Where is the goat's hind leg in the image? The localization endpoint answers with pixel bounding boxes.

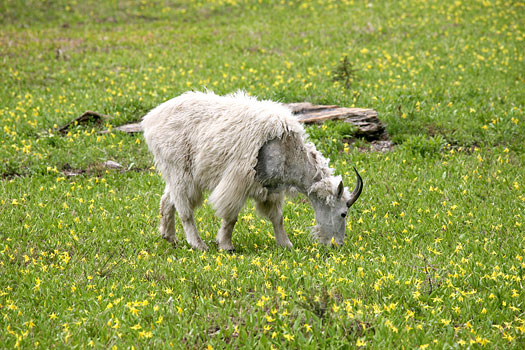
[172,191,208,251]
[159,188,177,243]
[179,211,208,251]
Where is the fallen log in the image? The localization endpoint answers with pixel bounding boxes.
[286,102,386,141]
[58,111,109,134]
[109,123,143,134]
[105,102,386,141]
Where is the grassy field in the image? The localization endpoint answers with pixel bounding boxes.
[1,0,524,348]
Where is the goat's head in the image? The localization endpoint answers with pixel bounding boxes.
[309,168,363,246]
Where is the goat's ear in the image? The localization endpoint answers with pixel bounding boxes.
[337,180,344,199]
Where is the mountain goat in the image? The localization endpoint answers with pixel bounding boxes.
[142,91,362,251]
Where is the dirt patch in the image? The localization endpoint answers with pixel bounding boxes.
[358,140,395,153]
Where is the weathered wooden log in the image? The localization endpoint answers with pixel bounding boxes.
[105,102,386,141]
[110,123,143,134]
[285,102,386,141]
[58,111,109,134]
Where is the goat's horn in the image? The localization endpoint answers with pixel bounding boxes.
[347,167,363,208]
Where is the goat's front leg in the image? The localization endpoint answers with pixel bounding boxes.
[256,194,293,249]
[216,217,237,252]
[271,214,293,248]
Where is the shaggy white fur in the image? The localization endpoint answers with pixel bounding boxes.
[142,91,303,219]
[142,90,361,250]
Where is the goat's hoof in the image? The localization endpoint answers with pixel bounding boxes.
[218,245,236,254]
[190,242,209,251]
[217,240,235,253]
[277,241,293,249]
[162,234,177,243]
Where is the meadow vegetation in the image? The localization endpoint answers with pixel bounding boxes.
[1,0,523,348]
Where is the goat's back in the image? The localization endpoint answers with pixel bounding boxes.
[141,91,304,217]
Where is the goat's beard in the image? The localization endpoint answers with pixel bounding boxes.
[310,225,332,245]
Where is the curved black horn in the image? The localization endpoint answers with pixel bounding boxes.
[346,167,363,208]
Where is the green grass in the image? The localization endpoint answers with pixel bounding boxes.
[1,0,524,349]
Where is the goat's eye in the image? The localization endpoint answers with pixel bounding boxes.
[341,213,346,218]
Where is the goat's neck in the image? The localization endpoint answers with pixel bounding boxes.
[257,135,329,201]
[285,147,324,197]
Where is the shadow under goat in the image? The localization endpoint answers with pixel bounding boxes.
[141,91,363,251]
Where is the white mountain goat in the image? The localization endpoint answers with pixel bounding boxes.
[141,91,363,251]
